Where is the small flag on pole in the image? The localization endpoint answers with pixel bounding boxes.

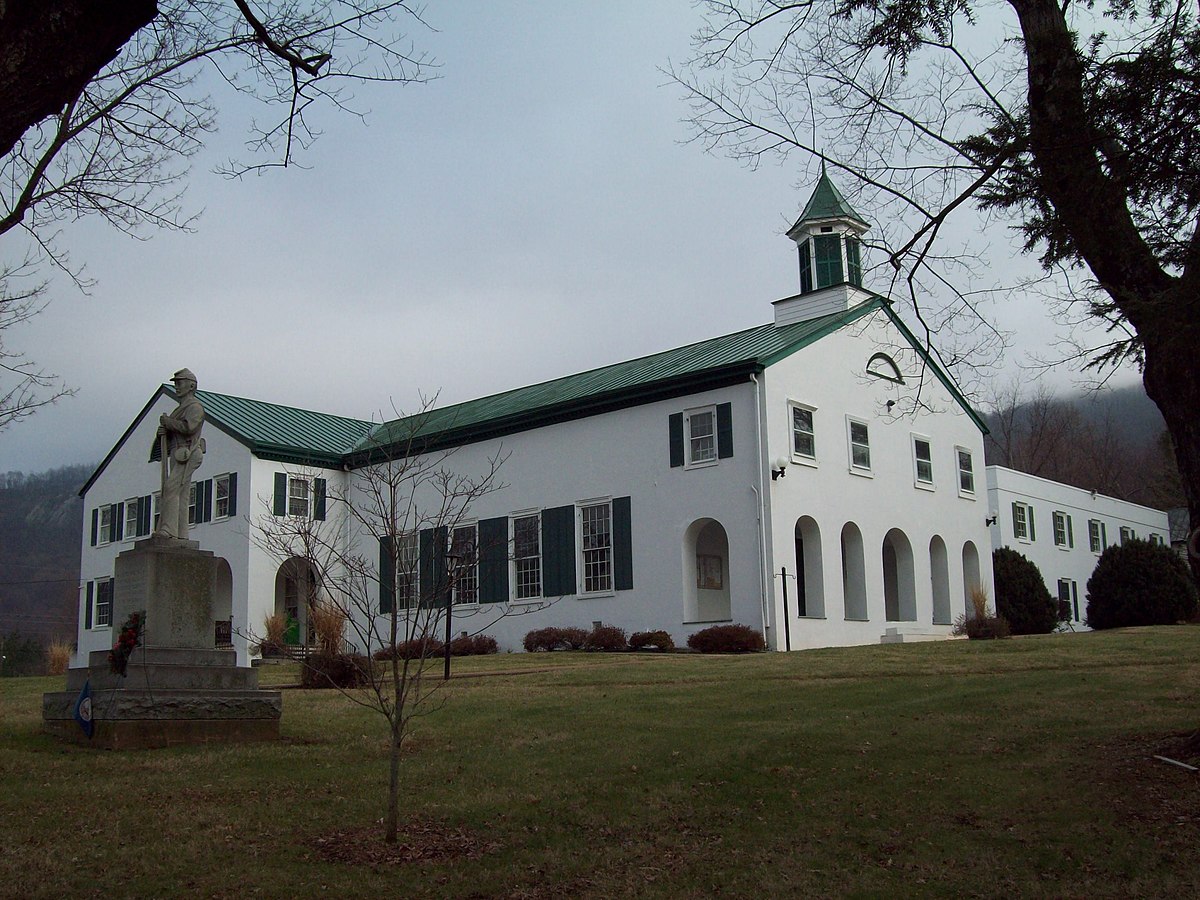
[73,679,94,739]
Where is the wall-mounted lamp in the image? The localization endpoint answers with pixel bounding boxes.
[985,515,998,527]
[771,455,789,481]
[886,399,896,411]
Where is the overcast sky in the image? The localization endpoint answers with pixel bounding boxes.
[0,1,1141,476]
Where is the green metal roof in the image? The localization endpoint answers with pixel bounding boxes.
[190,389,374,466]
[353,298,885,460]
[80,294,985,495]
[789,165,870,233]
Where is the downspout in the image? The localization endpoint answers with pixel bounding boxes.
[749,373,772,647]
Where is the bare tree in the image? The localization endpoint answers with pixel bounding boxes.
[675,0,1200,579]
[253,400,556,844]
[0,261,73,432]
[0,2,433,428]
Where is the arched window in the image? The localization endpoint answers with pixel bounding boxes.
[866,352,904,384]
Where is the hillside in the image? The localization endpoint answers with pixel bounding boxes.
[0,465,91,644]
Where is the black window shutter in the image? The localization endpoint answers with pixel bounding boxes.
[313,478,327,521]
[113,503,123,541]
[478,516,509,603]
[1028,506,1036,541]
[668,413,684,468]
[1066,516,1074,548]
[202,479,213,523]
[716,402,734,459]
[227,472,238,518]
[541,505,577,597]
[379,536,394,614]
[419,526,449,608]
[273,472,287,516]
[613,496,633,591]
[91,508,98,546]
[85,582,93,629]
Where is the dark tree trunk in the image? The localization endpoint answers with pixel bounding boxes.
[1011,0,1200,581]
[0,1,158,158]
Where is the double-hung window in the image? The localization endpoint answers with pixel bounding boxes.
[188,482,199,525]
[450,524,478,605]
[912,436,933,487]
[513,513,542,600]
[1120,526,1135,544]
[1149,533,1165,547]
[956,448,975,495]
[396,532,419,609]
[95,579,113,627]
[124,500,139,541]
[1052,511,1074,548]
[98,505,114,544]
[215,474,232,519]
[288,478,310,517]
[686,407,717,466]
[847,418,871,473]
[1012,502,1034,541]
[791,404,816,461]
[1088,519,1106,552]
[581,501,613,594]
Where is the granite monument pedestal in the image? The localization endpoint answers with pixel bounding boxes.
[43,537,282,749]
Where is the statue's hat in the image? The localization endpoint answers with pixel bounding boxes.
[171,367,197,383]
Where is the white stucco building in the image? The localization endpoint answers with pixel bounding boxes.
[75,174,999,664]
[985,465,1171,625]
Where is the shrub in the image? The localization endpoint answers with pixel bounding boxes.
[46,640,73,676]
[373,636,445,660]
[449,634,499,656]
[257,613,289,657]
[301,653,371,688]
[952,585,1011,640]
[993,547,1058,635]
[584,624,628,652]
[308,600,347,656]
[523,627,565,652]
[629,630,675,651]
[686,624,765,653]
[1086,538,1199,629]
[559,627,589,650]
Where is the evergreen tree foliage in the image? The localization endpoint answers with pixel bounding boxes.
[1086,539,1198,629]
[993,547,1058,635]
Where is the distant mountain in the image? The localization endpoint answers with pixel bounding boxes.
[982,381,1182,509]
[0,465,92,644]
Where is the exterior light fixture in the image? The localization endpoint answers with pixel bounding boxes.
[985,515,998,526]
[771,456,789,481]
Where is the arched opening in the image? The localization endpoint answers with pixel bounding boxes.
[962,541,981,618]
[275,557,320,647]
[882,528,916,621]
[683,518,731,623]
[840,522,867,621]
[794,516,824,617]
[214,558,234,648]
[929,535,951,625]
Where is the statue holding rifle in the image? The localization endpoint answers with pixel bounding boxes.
[150,368,205,540]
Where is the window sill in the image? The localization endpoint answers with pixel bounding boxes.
[790,456,818,469]
[844,617,871,623]
[683,459,719,471]
[914,481,935,492]
[578,591,615,600]
[958,490,976,500]
[796,614,826,620]
[848,467,874,479]
[683,618,733,626]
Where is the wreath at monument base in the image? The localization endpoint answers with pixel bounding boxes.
[109,611,145,677]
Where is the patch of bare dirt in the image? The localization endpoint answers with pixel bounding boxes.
[308,818,501,868]
[1092,731,1200,834]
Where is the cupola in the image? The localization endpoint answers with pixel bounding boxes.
[774,164,873,326]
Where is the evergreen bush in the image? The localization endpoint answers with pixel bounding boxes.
[1086,538,1198,629]
[993,547,1058,635]
[584,624,628,652]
